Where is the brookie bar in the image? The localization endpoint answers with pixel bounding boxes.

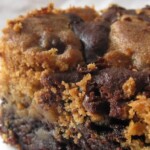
[0,4,150,150]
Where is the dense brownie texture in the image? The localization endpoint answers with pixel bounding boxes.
[0,4,150,150]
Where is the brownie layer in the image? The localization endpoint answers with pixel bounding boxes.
[1,101,128,150]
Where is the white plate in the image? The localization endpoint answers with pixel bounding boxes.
[0,0,150,149]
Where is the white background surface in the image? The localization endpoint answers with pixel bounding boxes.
[0,0,150,149]
[1,0,150,31]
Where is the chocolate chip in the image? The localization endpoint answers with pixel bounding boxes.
[66,13,110,63]
[73,21,110,62]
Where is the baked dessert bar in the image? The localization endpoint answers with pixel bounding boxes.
[0,4,150,150]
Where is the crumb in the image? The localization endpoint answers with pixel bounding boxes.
[87,63,97,71]
[122,77,136,98]
[13,22,23,32]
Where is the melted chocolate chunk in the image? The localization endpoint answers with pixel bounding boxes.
[73,21,110,62]
[67,13,110,63]
[102,5,126,23]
